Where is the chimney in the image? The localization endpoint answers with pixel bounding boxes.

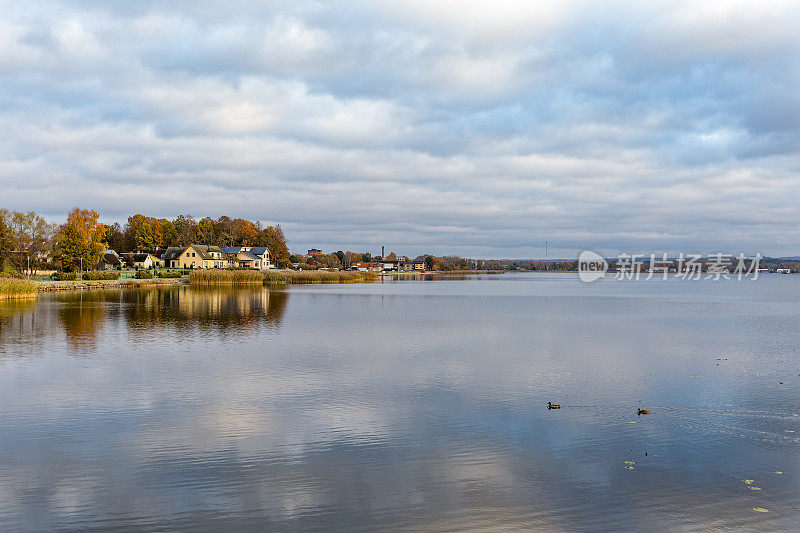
[381,246,385,259]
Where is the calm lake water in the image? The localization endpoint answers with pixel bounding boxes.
[1,273,799,531]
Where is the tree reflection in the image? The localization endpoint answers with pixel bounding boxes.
[58,296,108,353]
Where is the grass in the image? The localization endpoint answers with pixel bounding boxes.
[0,277,38,300]
[189,269,265,285]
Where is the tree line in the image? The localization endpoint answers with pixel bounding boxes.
[288,250,478,271]
[1,208,291,273]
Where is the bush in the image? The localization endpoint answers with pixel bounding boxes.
[135,270,154,279]
[53,272,77,281]
[81,271,120,280]
[157,270,184,278]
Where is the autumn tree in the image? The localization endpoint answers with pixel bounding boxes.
[56,208,106,272]
[232,218,258,245]
[256,224,290,267]
[159,219,177,247]
[172,214,197,246]
[0,209,10,271]
[125,214,165,250]
[0,210,56,274]
[102,223,128,254]
[197,217,215,245]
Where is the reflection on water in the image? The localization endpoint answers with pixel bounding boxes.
[0,276,799,531]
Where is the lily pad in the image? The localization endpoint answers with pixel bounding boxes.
[753,507,769,513]
[749,486,762,491]
[774,471,783,474]
[624,466,634,470]
[743,479,754,484]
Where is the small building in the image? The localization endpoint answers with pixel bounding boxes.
[349,262,384,272]
[163,245,229,269]
[400,260,425,272]
[308,248,323,256]
[135,248,167,261]
[376,259,401,271]
[776,268,792,274]
[221,246,272,270]
[121,252,161,270]
[95,250,122,270]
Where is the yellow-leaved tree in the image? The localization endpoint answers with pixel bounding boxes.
[57,208,106,272]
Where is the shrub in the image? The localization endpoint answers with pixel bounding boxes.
[157,270,184,278]
[53,272,77,281]
[135,270,154,279]
[81,271,120,281]
[0,278,38,300]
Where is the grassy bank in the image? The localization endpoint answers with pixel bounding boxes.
[0,278,39,300]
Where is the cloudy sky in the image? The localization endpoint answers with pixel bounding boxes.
[1,1,799,257]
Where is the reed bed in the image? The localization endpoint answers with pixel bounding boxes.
[189,269,378,286]
[189,270,264,285]
[0,278,38,300]
[432,270,505,275]
[264,270,378,284]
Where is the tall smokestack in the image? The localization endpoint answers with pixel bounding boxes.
[381,246,385,259]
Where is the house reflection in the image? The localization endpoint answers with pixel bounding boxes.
[121,286,289,333]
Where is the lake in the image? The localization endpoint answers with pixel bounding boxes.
[1,273,798,531]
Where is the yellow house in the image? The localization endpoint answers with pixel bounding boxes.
[163,245,229,269]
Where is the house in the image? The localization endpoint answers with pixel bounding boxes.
[221,246,272,270]
[95,250,122,270]
[308,248,322,256]
[349,262,384,272]
[376,259,401,271]
[120,252,160,270]
[135,248,167,261]
[400,260,425,272]
[163,244,229,269]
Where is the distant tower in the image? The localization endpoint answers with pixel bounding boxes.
[382,246,385,259]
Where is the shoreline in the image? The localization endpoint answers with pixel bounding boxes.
[34,278,188,293]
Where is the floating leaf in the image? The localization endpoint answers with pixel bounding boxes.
[628,421,637,424]
[753,507,769,513]
[743,479,754,484]
[786,430,795,433]
[625,466,634,470]
[749,487,762,491]
[774,471,783,475]
[624,461,635,465]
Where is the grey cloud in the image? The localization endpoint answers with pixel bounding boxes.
[1,1,800,257]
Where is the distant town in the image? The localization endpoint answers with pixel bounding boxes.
[2,208,800,279]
